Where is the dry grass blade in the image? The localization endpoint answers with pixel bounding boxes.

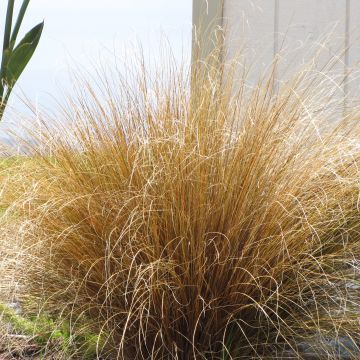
[1,44,360,359]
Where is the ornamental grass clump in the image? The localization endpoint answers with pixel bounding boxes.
[4,51,360,359]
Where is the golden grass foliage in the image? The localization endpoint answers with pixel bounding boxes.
[3,51,360,359]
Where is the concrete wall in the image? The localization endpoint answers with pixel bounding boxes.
[192,0,223,61]
[224,0,360,94]
[193,0,360,97]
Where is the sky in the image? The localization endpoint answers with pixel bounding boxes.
[1,0,192,133]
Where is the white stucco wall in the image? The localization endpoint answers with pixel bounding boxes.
[223,0,360,94]
[193,0,360,97]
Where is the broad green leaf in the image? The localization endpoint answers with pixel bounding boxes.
[13,20,44,51]
[5,21,44,85]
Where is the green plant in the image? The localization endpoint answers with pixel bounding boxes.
[0,0,43,119]
[0,302,105,358]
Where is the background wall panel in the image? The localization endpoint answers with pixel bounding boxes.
[347,0,360,105]
[221,0,355,86]
[223,0,275,85]
[277,0,346,84]
[194,0,360,109]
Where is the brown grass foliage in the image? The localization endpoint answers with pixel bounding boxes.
[3,50,360,359]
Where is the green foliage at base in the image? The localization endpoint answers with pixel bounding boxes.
[0,302,104,358]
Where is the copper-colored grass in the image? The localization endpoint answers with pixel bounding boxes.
[3,50,360,359]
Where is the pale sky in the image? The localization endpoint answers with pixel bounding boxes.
[1,0,192,131]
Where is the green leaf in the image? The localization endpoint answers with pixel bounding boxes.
[5,21,44,85]
[0,0,15,98]
[14,21,44,50]
[10,0,31,49]
[2,48,12,70]
[2,0,15,52]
